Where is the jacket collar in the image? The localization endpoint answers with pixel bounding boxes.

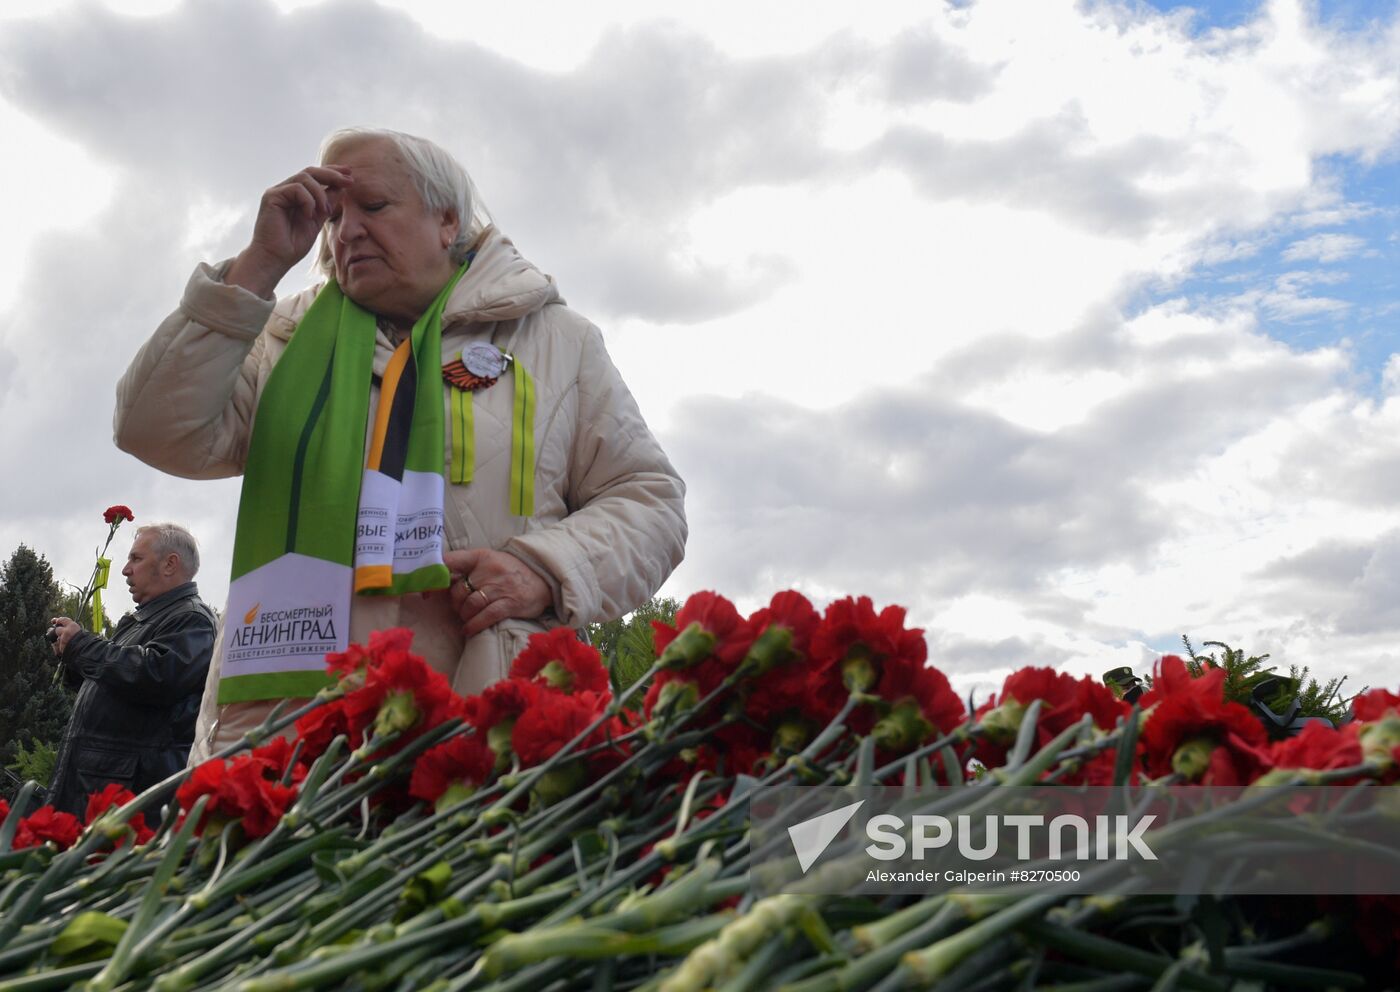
[264,226,561,349]
[134,581,199,620]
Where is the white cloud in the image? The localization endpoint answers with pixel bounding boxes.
[0,0,1398,698]
[1281,232,1367,262]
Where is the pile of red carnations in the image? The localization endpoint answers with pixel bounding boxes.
[2,589,1398,991]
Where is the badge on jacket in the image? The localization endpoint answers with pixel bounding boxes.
[443,342,511,391]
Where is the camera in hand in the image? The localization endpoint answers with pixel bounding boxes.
[45,626,59,644]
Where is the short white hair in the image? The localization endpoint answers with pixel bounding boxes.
[136,523,200,578]
[314,127,493,280]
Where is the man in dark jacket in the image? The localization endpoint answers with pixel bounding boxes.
[46,522,216,816]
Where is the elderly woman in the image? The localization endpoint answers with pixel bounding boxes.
[115,128,687,761]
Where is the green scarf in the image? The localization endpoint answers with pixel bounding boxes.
[217,265,466,704]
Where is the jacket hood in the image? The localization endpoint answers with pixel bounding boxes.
[264,227,561,342]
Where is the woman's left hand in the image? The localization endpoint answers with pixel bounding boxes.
[444,548,552,638]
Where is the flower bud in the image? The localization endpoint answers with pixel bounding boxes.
[374,690,420,737]
[1360,713,1400,770]
[740,626,795,677]
[486,721,516,773]
[873,700,934,753]
[532,761,586,806]
[772,719,812,755]
[536,659,575,693]
[975,698,1027,744]
[434,782,477,815]
[1171,735,1217,781]
[841,650,877,694]
[658,623,718,670]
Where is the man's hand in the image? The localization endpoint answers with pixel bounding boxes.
[48,617,82,656]
[443,549,552,639]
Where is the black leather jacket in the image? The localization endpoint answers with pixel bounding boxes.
[47,582,216,816]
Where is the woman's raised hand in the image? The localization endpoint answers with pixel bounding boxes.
[225,165,353,299]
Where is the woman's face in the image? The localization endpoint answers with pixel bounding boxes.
[325,138,460,325]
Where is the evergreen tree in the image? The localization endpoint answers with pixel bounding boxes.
[586,596,680,701]
[0,545,74,795]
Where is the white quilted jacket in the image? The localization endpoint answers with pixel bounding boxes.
[114,227,687,760]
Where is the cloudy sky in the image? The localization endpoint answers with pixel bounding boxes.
[1,0,1397,700]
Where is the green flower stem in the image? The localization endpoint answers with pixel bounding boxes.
[0,962,105,992]
[39,841,148,914]
[0,934,59,975]
[334,779,500,878]
[277,736,349,828]
[1019,920,1229,992]
[0,783,38,852]
[711,932,800,992]
[1219,957,1364,988]
[309,721,468,825]
[869,724,971,783]
[785,898,980,992]
[898,891,1063,987]
[450,958,572,992]
[851,896,948,953]
[477,909,734,980]
[0,808,158,948]
[1220,919,1330,961]
[235,887,584,992]
[299,841,504,952]
[656,893,814,992]
[532,828,727,928]
[998,700,1047,771]
[80,795,208,992]
[149,886,313,992]
[508,732,703,841]
[1034,977,1149,992]
[190,833,345,914]
[789,693,863,769]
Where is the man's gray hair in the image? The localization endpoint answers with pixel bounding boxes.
[136,523,200,579]
[314,127,493,280]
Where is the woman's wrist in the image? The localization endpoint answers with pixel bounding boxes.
[224,247,289,300]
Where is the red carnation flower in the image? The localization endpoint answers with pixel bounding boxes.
[511,690,611,767]
[248,736,308,786]
[1269,721,1364,775]
[1353,689,1400,723]
[744,591,821,725]
[176,752,298,838]
[409,732,496,808]
[83,783,155,845]
[464,678,542,733]
[326,627,415,685]
[317,629,465,750]
[645,593,755,725]
[874,664,968,758]
[0,798,9,821]
[1139,656,1271,784]
[971,666,1125,770]
[653,591,755,676]
[13,806,83,850]
[510,628,610,695]
[807,597,929,729]
[103,505,134,525]
[294,700,352,763]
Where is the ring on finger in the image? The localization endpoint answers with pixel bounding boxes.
[475,588,489,606]
[462,576,476,593]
